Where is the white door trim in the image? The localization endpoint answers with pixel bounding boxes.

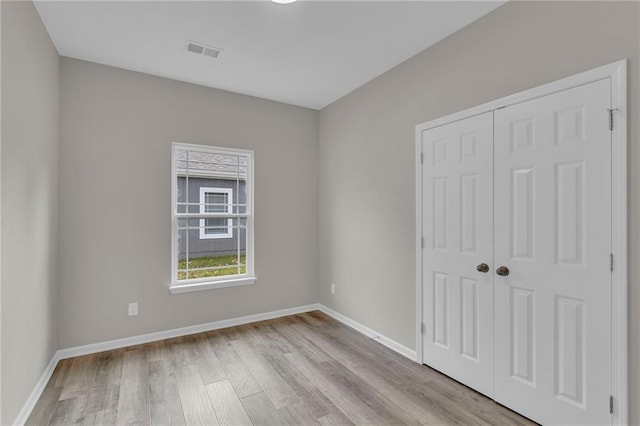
[415,59,627,425]
[0,4,3,423]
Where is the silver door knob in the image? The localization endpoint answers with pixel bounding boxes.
[496,266,510,276]
[476,263,490,273]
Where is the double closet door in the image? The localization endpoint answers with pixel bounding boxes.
[420,79,612,425]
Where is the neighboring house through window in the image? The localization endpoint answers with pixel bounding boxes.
[171,142,255,293]
[200,187,233,239]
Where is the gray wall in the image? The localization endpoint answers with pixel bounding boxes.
[58,58,319,348]
[317,1,640,423]
[1,1,59,424]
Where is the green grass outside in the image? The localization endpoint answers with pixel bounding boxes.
[178,254,246,280]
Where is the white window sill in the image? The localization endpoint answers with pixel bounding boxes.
[169,276,256,294]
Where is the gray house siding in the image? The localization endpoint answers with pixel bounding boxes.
[177,177,247,259]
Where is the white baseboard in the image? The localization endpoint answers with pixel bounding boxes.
[13,353,60,426]
[15,302,416,425]
[57,303,321,360]
[317,305,417,362]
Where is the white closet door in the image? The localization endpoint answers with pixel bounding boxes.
[493,79,612,425]
[421,112,494,397]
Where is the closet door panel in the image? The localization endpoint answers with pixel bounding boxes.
[493,79,612,425]
[421,112,494,397]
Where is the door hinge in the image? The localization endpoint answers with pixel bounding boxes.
[608,108,618,131]
[610,253,614,272]
[610,395,614,414]
[421,237,424,249]
[420,152,424,164]
[421,323,426,334]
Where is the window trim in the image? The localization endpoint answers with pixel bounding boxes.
[199,187,233,240]
[170,142,255,293]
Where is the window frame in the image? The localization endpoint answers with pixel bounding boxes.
[199,187,233,240]
[170,142,255,294]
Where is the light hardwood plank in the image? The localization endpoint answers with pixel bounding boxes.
[279,400,321,425]
[168,336,191,370]
[83,408,117,426]
[262,323,297,354]
[231,338,298,409]
[209,332,263,398]
[49,394,87,426]
[284,351,384,425]
[314,360,419,425]
[299,388,354,425]
[25,381,62,426]
[146,339,171,363]
[259,343,316,395]
[175,365,219,425]
[192,334,227,385]
[59,354,97,400]
[317,412,353,426]
[52,358,74,388]
[241,392,286,425]
[85,351,122,415]
[273,321,332,364]
[149,360,186,426]
[206,380,252,426]
[116,349,150,425]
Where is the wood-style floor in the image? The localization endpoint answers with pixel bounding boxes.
[27,311,534,425]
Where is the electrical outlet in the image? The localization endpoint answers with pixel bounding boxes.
[331,283,336,295]
[128,302,138,316]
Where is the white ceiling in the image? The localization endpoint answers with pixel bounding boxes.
[35,1,503,110]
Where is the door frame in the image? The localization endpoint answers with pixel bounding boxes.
[415,60,628,425]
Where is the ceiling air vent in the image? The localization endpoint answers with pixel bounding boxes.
[203,47,220,58]
[185,40,222,59]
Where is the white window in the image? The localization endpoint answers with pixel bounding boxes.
[199,187,233,239]
[171,143,255,293]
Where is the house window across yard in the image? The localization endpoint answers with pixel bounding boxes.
[199,187,233,239]
[171,143,255,293]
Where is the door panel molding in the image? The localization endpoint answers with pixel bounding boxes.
[415,59,627,425]
[493,79,611,424]
[420,112,494,397]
